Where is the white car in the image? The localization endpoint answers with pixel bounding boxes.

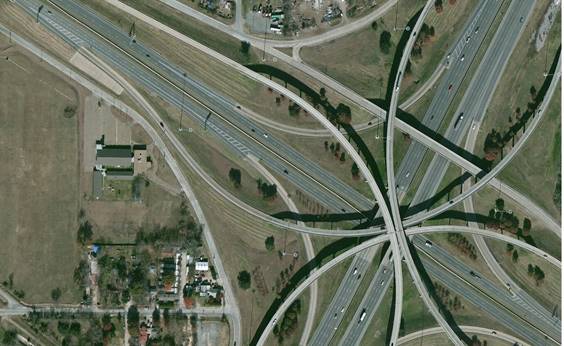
[353,268,358,275]
[263,133,269,138]
[425,240,433,247]
[460,54,465,61]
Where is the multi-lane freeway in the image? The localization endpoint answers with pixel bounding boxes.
[2,1,561,345]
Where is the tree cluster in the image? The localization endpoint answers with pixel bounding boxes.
[288,101,302,117]
[483,129,504,161]
[256,178,278,199]
[273,299,302,343]
[447,233,477,260]
[434,281,464,311]
[411,23,435,59]
[527,264,546,285]
[240,41,251,55]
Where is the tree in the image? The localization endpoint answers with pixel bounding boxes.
[228,168,242,188]
[351,162,360,178]
[329,142,335,153]
[530,85,537,99]
[324,141,329,151]
[527,263,534,276]
[339,152,346,162]
[319,87,326,100]
[51,287,62,302]
[379,31,392,54]
[127,305,140,331]
[505,243,514,253]
[152,308,160,323]
[163,308,171,325]
[434,0,443,12]
[265,236,275,251]
[512,250,519,263]
[336,103,352,124]
[371,21,378,31]
[77,221,93,245]
[237,270,251,289]
[495,198,505,211]
[1,329,17,344]
[240,41,251,55]
[523,217,532,236]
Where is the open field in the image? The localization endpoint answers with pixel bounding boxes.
[0,41,83,304]
[485,238,561,314]
[498,85,561,222]
[400,263,438,336]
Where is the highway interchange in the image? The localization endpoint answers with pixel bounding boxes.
[0,0,561,345]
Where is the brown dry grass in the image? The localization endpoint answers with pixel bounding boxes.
[0,43,82,303]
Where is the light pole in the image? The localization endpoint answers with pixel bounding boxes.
[262,18,268,61]
[179,72,187,131]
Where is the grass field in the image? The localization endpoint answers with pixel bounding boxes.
[476,1,561,221]
[498,85,561,222]
[0,43,82,303]
[473,186,561,259]
[485,238,561,314]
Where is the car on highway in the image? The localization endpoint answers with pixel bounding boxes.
[353,268,358,275]
[273,318,277,325]
[474,26,479,33]
[448,84,453,91]
[460,54,465,61]
[471,122,477,130]
[454,112,464,129]
[263,133,269,138]
[425,240,433,247]
[358,309,367,323]
[465,36,470,43]
[405,171,410,178]
[520,16,524,23]
[470,271,480,279]
[340,306,345,313]
[380,280,385,286]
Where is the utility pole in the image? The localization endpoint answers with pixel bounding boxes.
[179,72,187,131]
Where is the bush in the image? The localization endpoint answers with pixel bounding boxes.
[379,31,392,54]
